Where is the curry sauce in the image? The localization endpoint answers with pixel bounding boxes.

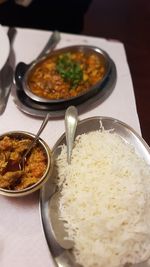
[0,136,47,190]
[27,51,106,100]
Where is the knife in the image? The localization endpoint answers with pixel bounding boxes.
[0,27,16,115]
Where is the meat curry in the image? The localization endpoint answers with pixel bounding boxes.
[27,50,106,100]
[0,135,47,190]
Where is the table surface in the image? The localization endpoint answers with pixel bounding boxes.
[82,0,150,146]
[0,1,150,266]
[0,27,141,267]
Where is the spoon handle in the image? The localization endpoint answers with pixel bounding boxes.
[65,106,78,164]
[36,31,61,60]
[22,112,50,163]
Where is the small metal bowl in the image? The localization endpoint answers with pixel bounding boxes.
[22,45,112,105]
[0,131,53,197]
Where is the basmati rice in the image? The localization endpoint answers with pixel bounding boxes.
[56,129,150,267]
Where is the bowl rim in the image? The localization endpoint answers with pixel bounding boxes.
[0,131,52,197]
[22,45,112,104]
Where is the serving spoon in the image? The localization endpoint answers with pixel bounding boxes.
[65,105,78,164]
[3,113,50,174]
[19,112,50,170]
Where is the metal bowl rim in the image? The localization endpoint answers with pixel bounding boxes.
[51,116,150,154]
[22,45,112,104]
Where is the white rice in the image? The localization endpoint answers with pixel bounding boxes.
[56,129,150,267]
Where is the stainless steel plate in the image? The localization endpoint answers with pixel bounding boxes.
[40,116,150,267]
[13,58,116,118]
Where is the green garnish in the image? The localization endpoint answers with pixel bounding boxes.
[56,53,83,89]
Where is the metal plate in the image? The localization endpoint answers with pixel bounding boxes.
[40,116,150,267]
[13,59,116,118]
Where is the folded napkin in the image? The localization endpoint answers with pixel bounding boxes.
[0,28,141,267]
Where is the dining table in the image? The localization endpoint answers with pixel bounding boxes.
[0,22,147,266]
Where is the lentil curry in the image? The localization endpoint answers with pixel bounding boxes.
[27,50,106,100]
[0,135,47,190]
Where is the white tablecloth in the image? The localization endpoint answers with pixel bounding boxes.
[0,27,141,267]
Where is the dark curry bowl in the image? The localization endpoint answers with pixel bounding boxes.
[19,45,112,108]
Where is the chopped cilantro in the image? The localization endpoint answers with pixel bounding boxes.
[56,53,83,89]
